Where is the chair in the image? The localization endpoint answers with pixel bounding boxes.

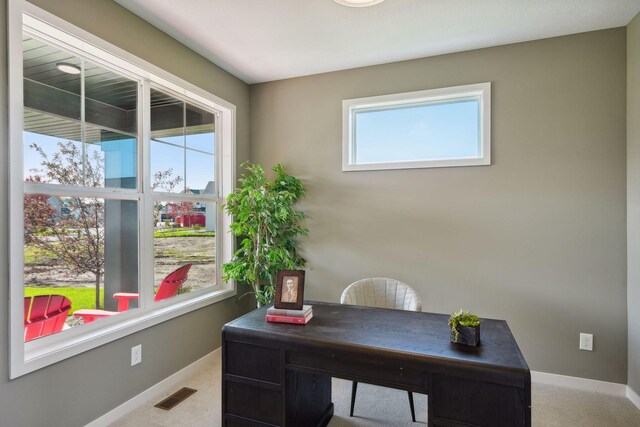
[74,263,192,323]
[24,295,72,341]
[340,277,423,422]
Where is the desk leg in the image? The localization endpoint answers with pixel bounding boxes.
[285,370,333,427]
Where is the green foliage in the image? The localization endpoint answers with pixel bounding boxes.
[222,162,307,306]
[154,227,215,238]
[24,287,104,315]
[448,309,480,342]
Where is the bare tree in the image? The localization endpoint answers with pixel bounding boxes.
[24,141,182,309]
[25,141,105,308]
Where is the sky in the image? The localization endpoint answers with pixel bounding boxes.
[23,131,216,192]
[354,99,481,164]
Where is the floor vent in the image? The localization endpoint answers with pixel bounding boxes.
[154,387,197,411]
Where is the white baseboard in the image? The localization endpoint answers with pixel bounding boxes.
[85,348,219,427]
[531,370,627,396]
[627,385,640,410]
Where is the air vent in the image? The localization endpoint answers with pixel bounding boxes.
[154,387,197,410]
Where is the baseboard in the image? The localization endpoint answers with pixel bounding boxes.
[627,385,640,410]
[85,356,638,426]
[85,348,219,427]
[531,371,627,396]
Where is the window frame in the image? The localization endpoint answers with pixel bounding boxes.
[8,1,237,378]
[342,82,491,172]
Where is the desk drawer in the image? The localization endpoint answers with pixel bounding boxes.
[225,381,281,425]
[287,349,426,391]
[226,341,281,384]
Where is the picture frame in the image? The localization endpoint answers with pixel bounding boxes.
[274,270,305,310]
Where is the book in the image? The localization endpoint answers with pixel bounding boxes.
[266,312,313,325]
[267,304,313,318]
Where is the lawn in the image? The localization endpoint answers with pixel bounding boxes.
[24,246,58,265]
[154,227,215,238]
[24,287,104,314]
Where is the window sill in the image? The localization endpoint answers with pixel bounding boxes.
[342,156,491,172]
[13,286,236,378]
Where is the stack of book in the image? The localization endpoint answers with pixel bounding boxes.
[266,304,313,324]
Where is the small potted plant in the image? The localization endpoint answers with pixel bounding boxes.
[448,309,481,346]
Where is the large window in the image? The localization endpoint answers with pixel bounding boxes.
[9,5,236,377]
[342,83,491,171]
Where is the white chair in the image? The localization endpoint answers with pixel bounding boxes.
[340,277,423,422]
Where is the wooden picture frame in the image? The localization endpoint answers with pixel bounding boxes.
[274,270,305,310]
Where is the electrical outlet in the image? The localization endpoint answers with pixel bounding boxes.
[131,344,142,366]
[579,333,593,351]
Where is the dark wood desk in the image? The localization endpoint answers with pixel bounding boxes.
[222,301,530,427]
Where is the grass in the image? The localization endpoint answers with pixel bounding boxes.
[24,246,58,265]
[154,227,215,238]
[25,287,104,314]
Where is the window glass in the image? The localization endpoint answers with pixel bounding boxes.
[185,103,215,153]
[153,200,217,300]
[14,13,233,377]
[186,150,215,194]
[21,34,141,340]
[23,195,139,339]
[22,36,138,189]
[151,140,185,192]
[344,83,490,171]
[151,89,216,195]
[354,99,480,164]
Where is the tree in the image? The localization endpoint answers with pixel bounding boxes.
[222,162,307,306]
[25,141,105,308]
[151,169,183,226]
[24,141,182,309]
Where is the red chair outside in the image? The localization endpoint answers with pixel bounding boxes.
[24,295,72,341]
[74,263,192,323]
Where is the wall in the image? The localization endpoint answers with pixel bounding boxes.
[251,29,628,383]
[0,1,253,425]
[628,11,640,395]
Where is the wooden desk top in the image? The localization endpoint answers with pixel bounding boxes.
[224,301,529,376]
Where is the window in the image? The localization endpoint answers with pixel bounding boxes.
[342,83,491,171]
[9,4,236,377]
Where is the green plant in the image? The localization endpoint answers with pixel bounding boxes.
[448,309,480,342]
[222,162,307,307]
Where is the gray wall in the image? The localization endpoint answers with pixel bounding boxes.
[0,1,253,426]
[628,11,640,395]
[251,29,628,383]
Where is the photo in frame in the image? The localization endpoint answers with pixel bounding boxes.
[274,270,305,310]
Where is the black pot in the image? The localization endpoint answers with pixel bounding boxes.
[451,325,480,346]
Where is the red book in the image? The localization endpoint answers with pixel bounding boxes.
[266,312,313,325]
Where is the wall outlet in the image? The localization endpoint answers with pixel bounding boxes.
[131,344,142,366]
[579,333,593,351]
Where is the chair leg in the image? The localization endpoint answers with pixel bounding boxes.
[408,391,416,422]
[350,381,358,417]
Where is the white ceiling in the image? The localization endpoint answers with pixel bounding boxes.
[115,0,640,84]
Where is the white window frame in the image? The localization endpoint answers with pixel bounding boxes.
[342,82,491,172]
[8,1,237,378]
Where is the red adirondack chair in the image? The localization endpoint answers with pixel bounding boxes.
[74,263,192,323]
[24,295,72,341]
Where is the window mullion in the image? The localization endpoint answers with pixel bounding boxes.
[140,80,154,309]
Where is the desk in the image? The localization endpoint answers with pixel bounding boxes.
[222,301,530,427]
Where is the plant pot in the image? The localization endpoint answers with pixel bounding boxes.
[451,325,480,346]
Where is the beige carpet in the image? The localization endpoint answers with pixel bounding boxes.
[109,351,640,427]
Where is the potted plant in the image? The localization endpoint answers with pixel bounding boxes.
[448,309,481,346]
[222,162,307,307]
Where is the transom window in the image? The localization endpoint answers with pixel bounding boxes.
[9,6,236,378]
[342,83,491,171]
